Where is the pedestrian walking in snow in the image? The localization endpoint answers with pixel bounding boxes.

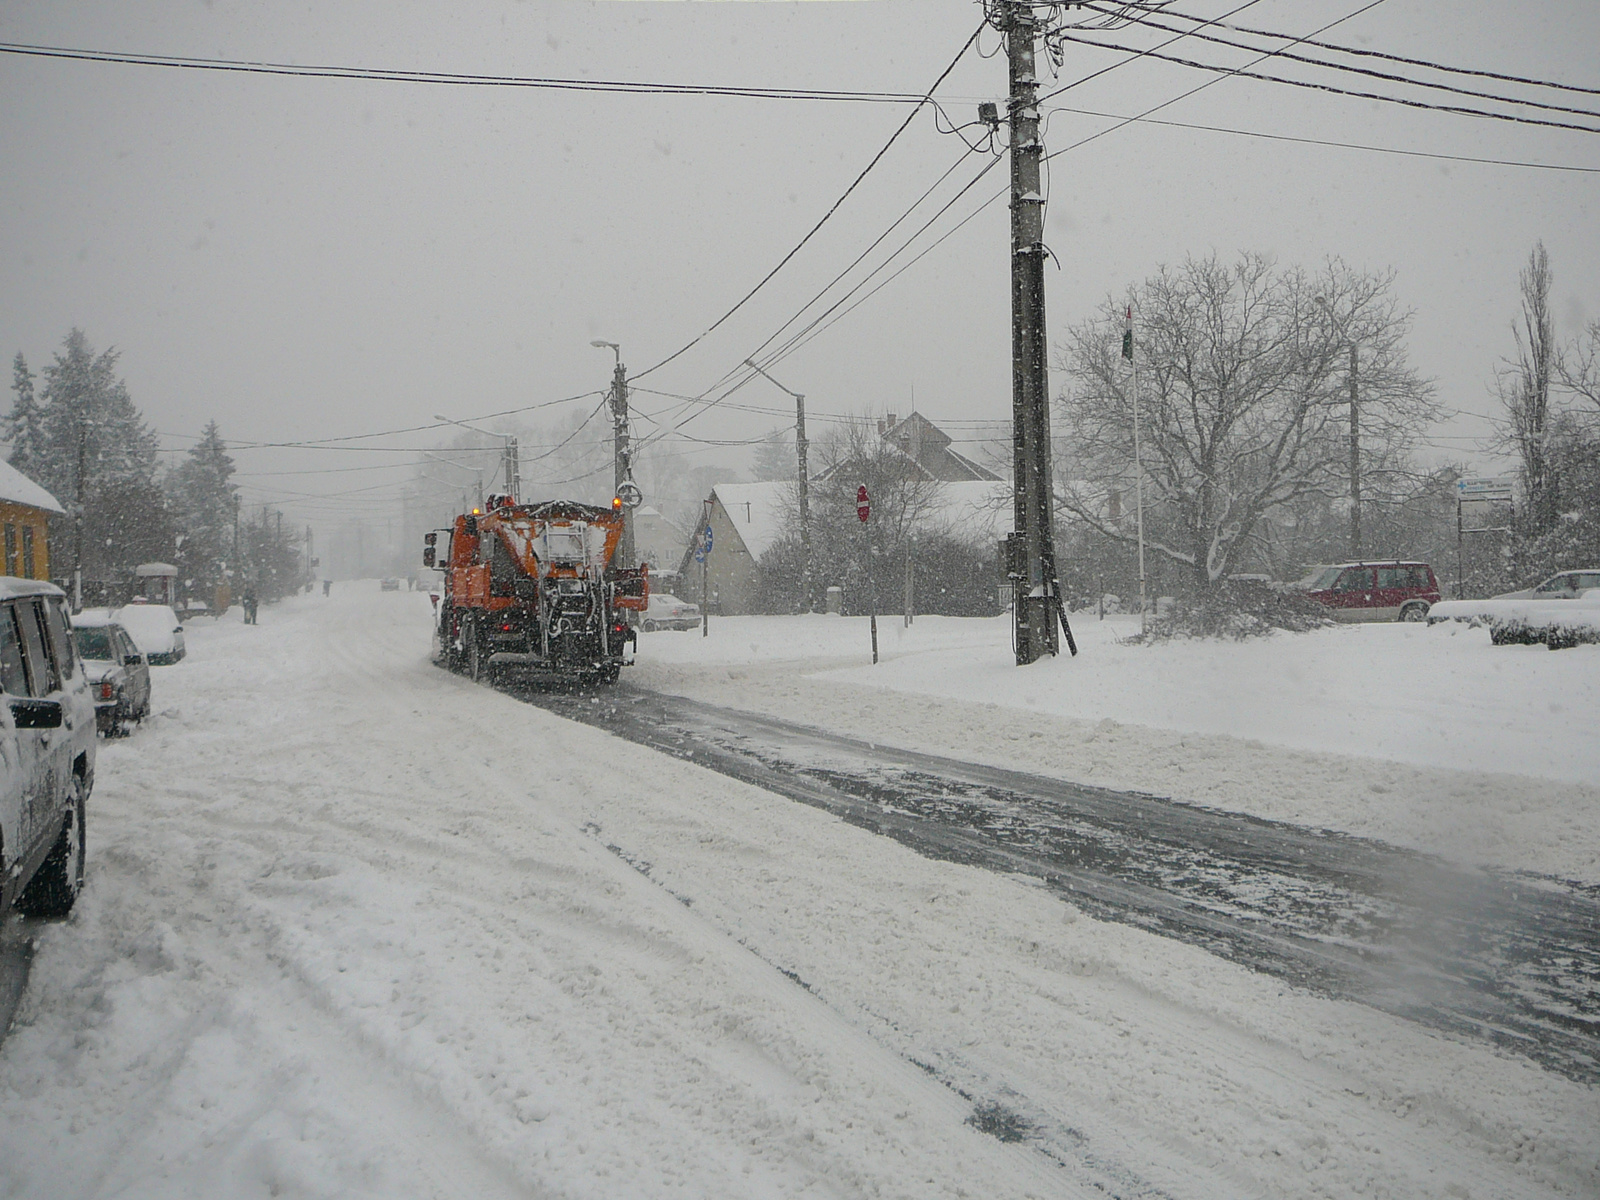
[242,586,259,625]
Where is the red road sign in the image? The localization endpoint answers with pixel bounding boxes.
[856,484,870,523]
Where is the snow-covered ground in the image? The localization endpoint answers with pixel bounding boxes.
[639,613,1600,883]
[1,586,1595,1199]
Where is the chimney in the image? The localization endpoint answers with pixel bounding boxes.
[886,412,897,430]
[877,417,885,436]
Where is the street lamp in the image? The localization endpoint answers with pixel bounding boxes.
[591,340,636,568]
[1315,295,1362,559]
[433,414,519,502]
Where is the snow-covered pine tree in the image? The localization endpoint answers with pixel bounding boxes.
[6,353,49,479]
[34,329,165,585]
[169,421,240,599]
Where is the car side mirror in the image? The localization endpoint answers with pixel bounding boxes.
[11,698,63,729]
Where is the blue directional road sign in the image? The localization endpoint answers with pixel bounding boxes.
[695,525,713,563]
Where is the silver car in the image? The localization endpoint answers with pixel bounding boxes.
[1494,570,1600,600]
[71,615,153,736]
[0,580,96,918]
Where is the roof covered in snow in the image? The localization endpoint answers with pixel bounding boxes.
[0,459,65,514]
[923,480,1012,546]
[712,481,791,561]
[0,576,64,598]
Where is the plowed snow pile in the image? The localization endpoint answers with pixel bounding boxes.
[1,586,1594,1199]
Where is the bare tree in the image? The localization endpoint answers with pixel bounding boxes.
[1055,253,1435,588]
[1497,242,1559,532]
[1557,319,1600,414]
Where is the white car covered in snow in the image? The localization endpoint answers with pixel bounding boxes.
[109,601,186,665]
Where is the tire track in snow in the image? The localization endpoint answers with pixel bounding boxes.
[516,680,1600,1087]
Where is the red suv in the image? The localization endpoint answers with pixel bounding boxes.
[1297,562,1441,623]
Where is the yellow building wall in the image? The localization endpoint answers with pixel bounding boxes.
[0,502,52,580]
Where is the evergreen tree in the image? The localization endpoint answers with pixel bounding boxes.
[750,429,796,482]
[169,421,240,597]
[32,329,164,584]
[6,353,48,478]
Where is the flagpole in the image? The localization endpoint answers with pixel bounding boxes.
[1126,305,1148,635]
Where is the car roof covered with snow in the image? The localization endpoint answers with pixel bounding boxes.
[69,609,122,628]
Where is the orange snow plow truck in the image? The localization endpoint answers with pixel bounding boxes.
[423,495,647,685]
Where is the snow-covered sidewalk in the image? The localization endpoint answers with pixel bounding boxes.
[1,587,1594,1199]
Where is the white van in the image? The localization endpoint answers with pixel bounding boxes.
[0,580,96,917]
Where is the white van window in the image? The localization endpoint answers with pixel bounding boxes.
[44,598,76,680]
[17,600,60,697]
[0,606,27,696]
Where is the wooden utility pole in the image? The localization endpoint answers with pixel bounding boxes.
[1001,0,1060,664]
[1348,342,1361,559]
[744,359,811,611]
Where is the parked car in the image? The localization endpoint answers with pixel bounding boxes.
[1293,561,1441,622]
[112,602,186,664]
[641,592,701,632]
[380,578,401,592]
[0,578,95,918]
[1494,569,1600,600]
[70,613,152,736]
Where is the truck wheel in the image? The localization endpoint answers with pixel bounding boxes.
[17,773,86,918]
[467,623,486,682]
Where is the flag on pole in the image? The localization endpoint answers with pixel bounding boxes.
[1121,305,1133,361]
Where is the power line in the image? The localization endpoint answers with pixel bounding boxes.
[1052,34,1600,135]
[624,18,989,386]
[629,1,1265,441]
[1040,101,1600,173]
[156,389,604,453]
[752,0,1400,373]
[1144,6,1600,98]
[1096,5,1600,122]
[0,41,932,106]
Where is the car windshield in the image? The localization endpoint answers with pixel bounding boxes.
[1303,566,1343,590]
[72,626,114,661]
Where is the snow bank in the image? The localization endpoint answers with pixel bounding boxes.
[2,584,1595,1199]
[1428,591,1600,628]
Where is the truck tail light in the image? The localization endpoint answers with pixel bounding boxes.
[99,681,115,700]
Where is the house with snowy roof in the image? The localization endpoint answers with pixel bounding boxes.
[0,459,65,581]
[674,411,1015,615]
[675,481,791,615]
[813,411,1000,485]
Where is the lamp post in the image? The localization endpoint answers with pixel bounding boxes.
[1315,295,1361,559]
[591,340,636,569]
[433,414,519,503]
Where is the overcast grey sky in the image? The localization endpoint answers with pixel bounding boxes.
[2,0,1596,555]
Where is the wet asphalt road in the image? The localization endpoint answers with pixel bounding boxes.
[518,679,1600,1087]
